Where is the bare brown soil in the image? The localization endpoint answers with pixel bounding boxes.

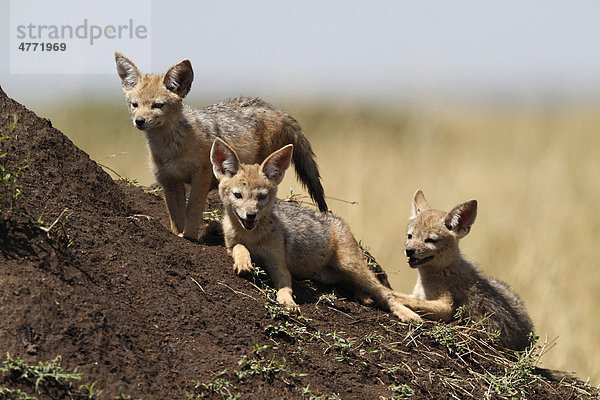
[0,86,596,399]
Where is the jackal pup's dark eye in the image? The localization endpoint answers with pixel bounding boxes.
[233,192,242,199]
[424,237,438,244]
[131,102,138,108]
[407,234,412,239]
[152,102,164,109]
[257,193,267,201]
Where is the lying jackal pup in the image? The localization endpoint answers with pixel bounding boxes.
[114,52,327,240]
[401,190,534,350]
[210,138,419,322]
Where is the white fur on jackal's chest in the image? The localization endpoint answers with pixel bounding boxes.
[412,273,442,301]
[151,153,201,185]
[412,276,428,300]
[146,130,207,184]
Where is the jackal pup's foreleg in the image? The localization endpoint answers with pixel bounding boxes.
[228,243,254,275]
[182,169,212,239]
[161,180,186,235]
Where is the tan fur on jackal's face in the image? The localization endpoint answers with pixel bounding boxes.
[210,138,293,231]
[114,51,193,131]
[405,190,477,271]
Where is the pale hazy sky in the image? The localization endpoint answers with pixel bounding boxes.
[2,0,600,106]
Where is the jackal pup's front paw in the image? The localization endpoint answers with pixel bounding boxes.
[391,304,422,323]
[233,255,254,275]
[182,224,202,241]
[277,289,300,313]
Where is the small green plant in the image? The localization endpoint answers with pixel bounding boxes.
[357,241,376,266]
[326,331,357,362]
[1,356,82,393]
[422,313,500,360]
[264,321,295,340]
[389,382,414,398]
[301,384,321,400]
[286,187,303,202]
[249,265,286,318]
[251,265,270,284]
[119,176,139,186]
[0,355,113,399]
[298,279,318,293]
[362,333,383,345]
[203,209,223,222]
[35,208,72,239]
[357,241,386,280]
[234,354,306,381]
[114,387,142,399]
[381,364,402,375]
[118,176,163,198]
[190,377,239,400]
[358,333,383,356]
[301,384,341,400]
[79,381,101,399]
[0,386,37,400]
[264,321,312,342]
[294,346,308,356]
[264,292,292,319]
[250,342,273,355]
[480,337,541,398]
[424,323,466,356]
[317,290,337,307]
[144,185,163,197]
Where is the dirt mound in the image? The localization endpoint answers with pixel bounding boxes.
[0,87,595,399]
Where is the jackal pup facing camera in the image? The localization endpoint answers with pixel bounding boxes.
[210,138,419,322]
[401,190,534,351]
[114,52,327,240]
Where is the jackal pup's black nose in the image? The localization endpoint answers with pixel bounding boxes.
[135,117,145,127]
[405,248,415,257]
[246,212,257,220]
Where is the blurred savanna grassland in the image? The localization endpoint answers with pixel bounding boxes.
[44,97,600,385]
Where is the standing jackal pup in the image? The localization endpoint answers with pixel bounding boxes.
[114,52,327,240]
[402,190,534,350]
[210,138,420,322]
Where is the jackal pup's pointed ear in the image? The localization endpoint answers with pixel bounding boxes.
[411,189,431,219]
[163,59,194,98]
[444,199,477,238]
[115,51,142,89]
[260,145,294,185]
[211,138,240,181]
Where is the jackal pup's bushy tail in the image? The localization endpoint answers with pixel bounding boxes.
[279,121,328,212]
